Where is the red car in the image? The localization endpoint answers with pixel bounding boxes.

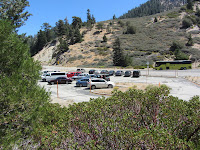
[67,72,81,78]
[48,77,72,85]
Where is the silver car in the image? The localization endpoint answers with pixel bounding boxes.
[71,73,88,80]
[87,78,115,90]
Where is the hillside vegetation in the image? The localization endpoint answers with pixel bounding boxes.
[119,0,187,19]
[34,5,200,67]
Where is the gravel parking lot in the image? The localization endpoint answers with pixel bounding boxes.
[38,66,200,107]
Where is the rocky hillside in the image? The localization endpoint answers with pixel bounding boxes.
[34,2,200,68]
[33,22,120,67]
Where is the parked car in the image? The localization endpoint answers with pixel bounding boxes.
[46,72,68,82]
[124,71,132,77]
[100,70,109,74]
[89,69,95,74]
[48,77,72,85]
[94,70,101,75]
[77,68,85,73]
[96,74,110,81]
[115,70,124,76]
[72,73,89,80]
[76,78,90,87]
[87,78,115,90]
[132,70,141,77]
[41,73,48,82]
[109,70,115,76]
[85,74,97,78]
[42,70,58,74]
[67,72,81,78]
[41,71,60,81]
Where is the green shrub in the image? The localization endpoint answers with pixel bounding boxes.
[34,85,198,149]
[96,47,109,56]
[174,49,189,60]
[117,20,125,27]
[124,25,136,34]
[182,18,193,28]
[167,11,180,18]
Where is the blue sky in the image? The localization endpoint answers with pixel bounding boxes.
[18,0,148,36]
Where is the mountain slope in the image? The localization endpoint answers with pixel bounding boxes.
[33,22,120,67]
[119,0,187,19]
[34,3,200,67]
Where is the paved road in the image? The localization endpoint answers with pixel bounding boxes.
[39,66,200,106]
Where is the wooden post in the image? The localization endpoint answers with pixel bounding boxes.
[90,77,91,93]
[57,80,59,98]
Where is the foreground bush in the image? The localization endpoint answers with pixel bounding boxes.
[21,85,199,149]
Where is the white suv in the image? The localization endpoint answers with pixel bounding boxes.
[87,78,115,90]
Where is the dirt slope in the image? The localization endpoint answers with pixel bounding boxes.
[33,22,120,67]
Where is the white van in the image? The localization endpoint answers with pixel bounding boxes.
[45,72,67,82]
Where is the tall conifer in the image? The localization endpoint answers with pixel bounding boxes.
[113,37,124,66]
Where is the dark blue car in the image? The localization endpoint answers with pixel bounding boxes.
[76,78,90,87]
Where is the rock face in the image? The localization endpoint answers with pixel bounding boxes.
[33,40,59,65]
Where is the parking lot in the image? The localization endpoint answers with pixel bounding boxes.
[38,66,200,107]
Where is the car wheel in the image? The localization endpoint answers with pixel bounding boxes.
[66,81,68,84]
[108,84,113,88]
[91,85,96,90]
[80,84,83,87]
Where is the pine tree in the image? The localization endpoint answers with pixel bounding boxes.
[91,15,96,24]
[0,0,31,28]
[74,27,82,43]
[87,9,92,23]
[86,9,96,28]
[69,29,75,45]
[103,34,107,42]
[41,22,53,42]
[123,54,132,67]
[186,34,194,46]
[72,16,82,29]
[113,14,116,20]
[0,20,49,148]
[36,30,47,51]
[113,37,124,66]
[56,20,66,37]
[187,0,193,10]
[154,17,158,22]
[63,17,70,37]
